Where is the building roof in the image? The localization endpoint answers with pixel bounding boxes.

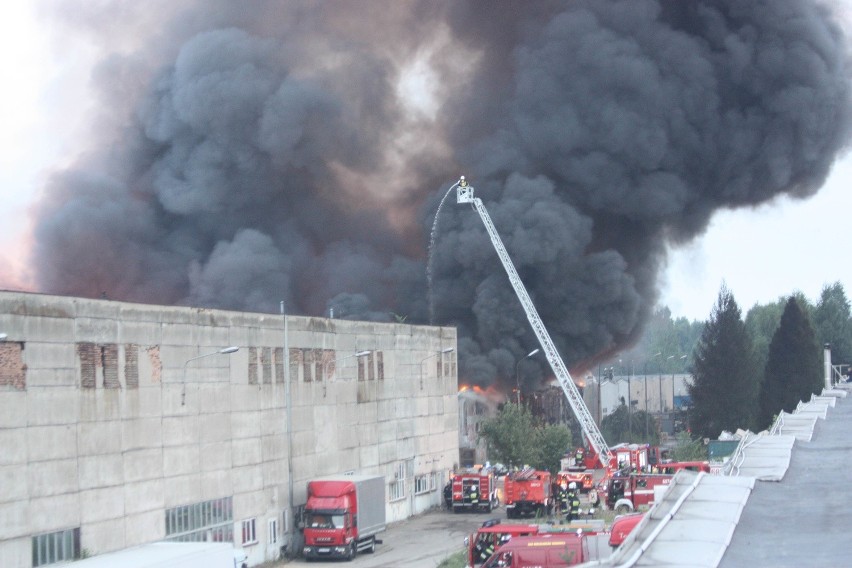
[582,383,852,567]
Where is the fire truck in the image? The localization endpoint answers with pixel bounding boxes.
[602,472,673,514]
[452,468,500,513]
[454,177,616,476]
[503,468,552,518]
[555,470,595,493]
[454,177,675,512]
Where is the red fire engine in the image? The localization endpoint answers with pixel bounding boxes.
[602,472,673,514]
[451,468,500,513]
[555,470,595,493]
[503,468,552,518]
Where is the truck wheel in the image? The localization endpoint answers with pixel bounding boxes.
[346,542,357,561]
[367,536,376,554]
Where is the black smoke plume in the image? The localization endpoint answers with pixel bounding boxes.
[32,1,852,391]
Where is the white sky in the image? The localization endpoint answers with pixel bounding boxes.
[0,3,850,321]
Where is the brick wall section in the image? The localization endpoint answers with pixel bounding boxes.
[125,344,139,388]
[261,347,271,384]
[102,344,120,388]
[147,345,162,383]
[78,342,99,388]
[248,347,258,385]
[0,342,26,390]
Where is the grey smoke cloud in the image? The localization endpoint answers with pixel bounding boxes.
[32,0,852,392]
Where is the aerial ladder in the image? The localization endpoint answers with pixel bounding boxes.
[453,176,615,470]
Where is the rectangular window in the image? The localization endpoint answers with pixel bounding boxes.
[388,479,405,502]
[414,474,431,495]
[165,497,233,543]
[241,518,257,545]
[268,518,279,545]
[32,528,80,567]
[430,472,438,491]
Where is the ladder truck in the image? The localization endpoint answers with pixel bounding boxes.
[453,176,615,472]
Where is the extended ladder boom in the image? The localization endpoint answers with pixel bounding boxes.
[454,176,613,468]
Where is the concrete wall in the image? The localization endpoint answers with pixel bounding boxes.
[0,291,458,567]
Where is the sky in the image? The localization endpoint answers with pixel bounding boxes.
[0,2,850,324]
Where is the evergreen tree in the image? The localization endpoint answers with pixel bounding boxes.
[687,285,759,439]
[813,282,852,369]
[745,299,785,377]
[757,296,824,429]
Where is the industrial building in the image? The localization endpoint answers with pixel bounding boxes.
[0,291,459,567]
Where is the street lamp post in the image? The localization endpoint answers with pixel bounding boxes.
[664,355,674,412]
[324,350,372,396]
[644,353,661,440]
[420,348,455,390]
[515,349,540,404]
[182,346,240,406]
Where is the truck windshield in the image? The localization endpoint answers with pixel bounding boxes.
[308,514,345,529]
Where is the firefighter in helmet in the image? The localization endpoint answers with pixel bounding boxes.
[558,481,570,517]
[474,533,497,563]
[466,482,480,506]
[567,482,581,521]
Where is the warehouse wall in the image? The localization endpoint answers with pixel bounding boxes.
[0,291,458,567]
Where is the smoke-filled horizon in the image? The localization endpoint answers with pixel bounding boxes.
[31,0,852,391]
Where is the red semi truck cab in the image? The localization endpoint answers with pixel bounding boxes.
[302,474,386,561]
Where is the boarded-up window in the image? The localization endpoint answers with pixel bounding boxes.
[289,348,302,382]
[248,347,259,385]
[78,343,98,388]
[377,351,383,381]
[102,344,120,389]
[261,347,272,384]
[368,352,375,381]
[274,347,284,383]
[125,344,139,389]
[77,343,119,389]
[302,349,313,382]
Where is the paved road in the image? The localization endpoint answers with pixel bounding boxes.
[271,508,496,568]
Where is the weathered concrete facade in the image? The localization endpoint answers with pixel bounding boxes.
[0,291,458,567]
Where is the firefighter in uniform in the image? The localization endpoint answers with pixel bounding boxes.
[568,482,581,521]
[466,482,480,506]
[557,482,570,517]
[474,533,496,563]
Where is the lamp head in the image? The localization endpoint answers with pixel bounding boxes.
[220,346,239,354]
